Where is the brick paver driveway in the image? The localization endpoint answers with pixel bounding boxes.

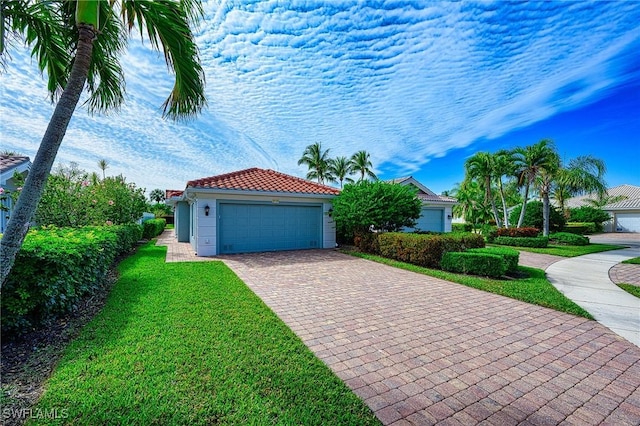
[220,250,640,425]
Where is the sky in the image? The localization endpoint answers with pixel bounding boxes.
[1,0,639,196]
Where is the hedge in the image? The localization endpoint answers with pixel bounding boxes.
[1,224,143,337]
[452,223,473,232]
[548,232,590,246]
[563,222,597,235]
[493,235,549,248]
[142,218,167,239]
[377,232,485,268]
[468,247,519,273]
[441,252,507,278]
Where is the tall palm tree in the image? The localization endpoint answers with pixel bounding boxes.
[465,151,501,227]
[493,149,516,227]
[350,150,377,182]
[97,158,109,180]
[297,142,334,184]
[512,139,557,228]
[329,156,353,188]
[1,0,207,287]
[534,150,561,236]
[556,155,608,213]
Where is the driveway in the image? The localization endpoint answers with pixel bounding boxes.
[220,250,640,425]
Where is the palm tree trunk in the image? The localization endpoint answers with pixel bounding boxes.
[0,25,96,288]
[542,191,550,236]
[498,179,509,228]
[486,177,501,228]
[517,183,530,228]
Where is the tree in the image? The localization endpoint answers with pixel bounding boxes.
[493,149,517,228]
[554,155,608,216]
[1,0,207,287]
[149,188,166,204]
[512,139,557,228]
[329,156,354,188]
[297,142,334,184]
[331,181,422,236]
[534,148,561,236]
[509,201,565,232]
[349,150,377,181]
[450,180,492,229]
[97,158,109,180]
[464,152,502,228]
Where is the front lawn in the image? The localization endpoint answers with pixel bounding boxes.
[348,251,593,319]
[500,243,624,257]
[622,257,640,265]
[31,243,380,425]
[618,284,640,298]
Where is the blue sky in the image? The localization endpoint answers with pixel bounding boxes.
[1,0,639,196]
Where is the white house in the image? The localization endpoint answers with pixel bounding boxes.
[390,176,457,232]
[0,155,31,233]
[166,168,339,256]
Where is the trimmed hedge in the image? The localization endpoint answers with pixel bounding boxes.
[441,252,507,278]
[563,222,597,235]
[377,232,485,268]
[495,227,539,238]
[468,247,519,273]
[493,235,549,248]
[549,232,590,246]
[2,224,143,337]
[452,223,473,232]
[142,218,167,239]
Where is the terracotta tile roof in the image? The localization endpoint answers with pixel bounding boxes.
[165,190,184,199]
[0,155,30,173]
[187,168,340,195]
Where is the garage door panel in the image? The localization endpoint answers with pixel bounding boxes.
[616,213,640,233]
[219,203,322,254]
[405,208,444,232]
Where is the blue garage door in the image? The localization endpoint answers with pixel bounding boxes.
[219,203,322,254]
[413,208,444,232]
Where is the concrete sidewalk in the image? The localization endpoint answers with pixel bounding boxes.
[546,247,640,347]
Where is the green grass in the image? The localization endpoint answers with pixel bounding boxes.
[622,257,640,265]
[618,284,640,298]
[500,243,625,257]
[347,251,593,319]
[31,243,380,425]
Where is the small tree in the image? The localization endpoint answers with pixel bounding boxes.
[149,189,166,204]
[509,201,565,232]
[332,181,422,239]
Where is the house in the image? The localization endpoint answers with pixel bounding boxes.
[166,168,339,256]
[565,184,640,233]
[390,176,457,233]
[0,155,31,233]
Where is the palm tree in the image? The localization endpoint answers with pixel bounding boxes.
[512,139,557,228]
[329,156,353,188]
[298,142,334,184]
[149,188,165,204]
[97,158,109,180]
[493,149,517,227]
[555,156,608,215]
[534,150,561,236]
[465,151,501,227]
[1,0,207,287]
[451,180,491,230]
[350,150,377,181]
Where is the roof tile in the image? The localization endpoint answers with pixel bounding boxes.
[186,168,340,195]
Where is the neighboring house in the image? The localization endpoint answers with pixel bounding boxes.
[389,176,457,233]
[166,168,339,256]
[565,184,640,233]
[0,155,31,233]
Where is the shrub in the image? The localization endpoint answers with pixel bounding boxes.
[493,236,549,248]
[441,252,506,278]
[568,206,610,231]
[377,232,484,268]
[495,227,540,238]
[468,247,519,273]
[509,201,565,231]
[563,222,597,235]
[452,223,473,232]
[143,218,167,239]
[353,232,380,254]
[548,232,589,246]
[1,225,142,337]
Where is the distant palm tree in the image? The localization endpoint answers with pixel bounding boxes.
[451,180,491,229]
[554,155,608,215]
[149,188,166,204]
[350,150,377,182]
[97,159,109,180]
[585,194,627,209]
[465,151,501,227]
[513,139,557,228]
[329,156,354,188]
[298,142,334,184]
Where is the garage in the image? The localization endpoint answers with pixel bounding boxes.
[616,213,640,233]
[412,208,444,232]
[218,203,322,254]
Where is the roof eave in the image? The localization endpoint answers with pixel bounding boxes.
[185,186,338,199]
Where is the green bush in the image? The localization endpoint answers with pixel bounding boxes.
[493,235,549,248]
[568,206,610,231]
[1,225,142,337]
[563,222,597,235]
[142,218,167,239]
[452,223,473,232]
[377,232,484,268]
[495,227,539,238]
[509,201,565,231]
[441,252,507,278]
[468,247,519,273]
[548,232,590,246]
